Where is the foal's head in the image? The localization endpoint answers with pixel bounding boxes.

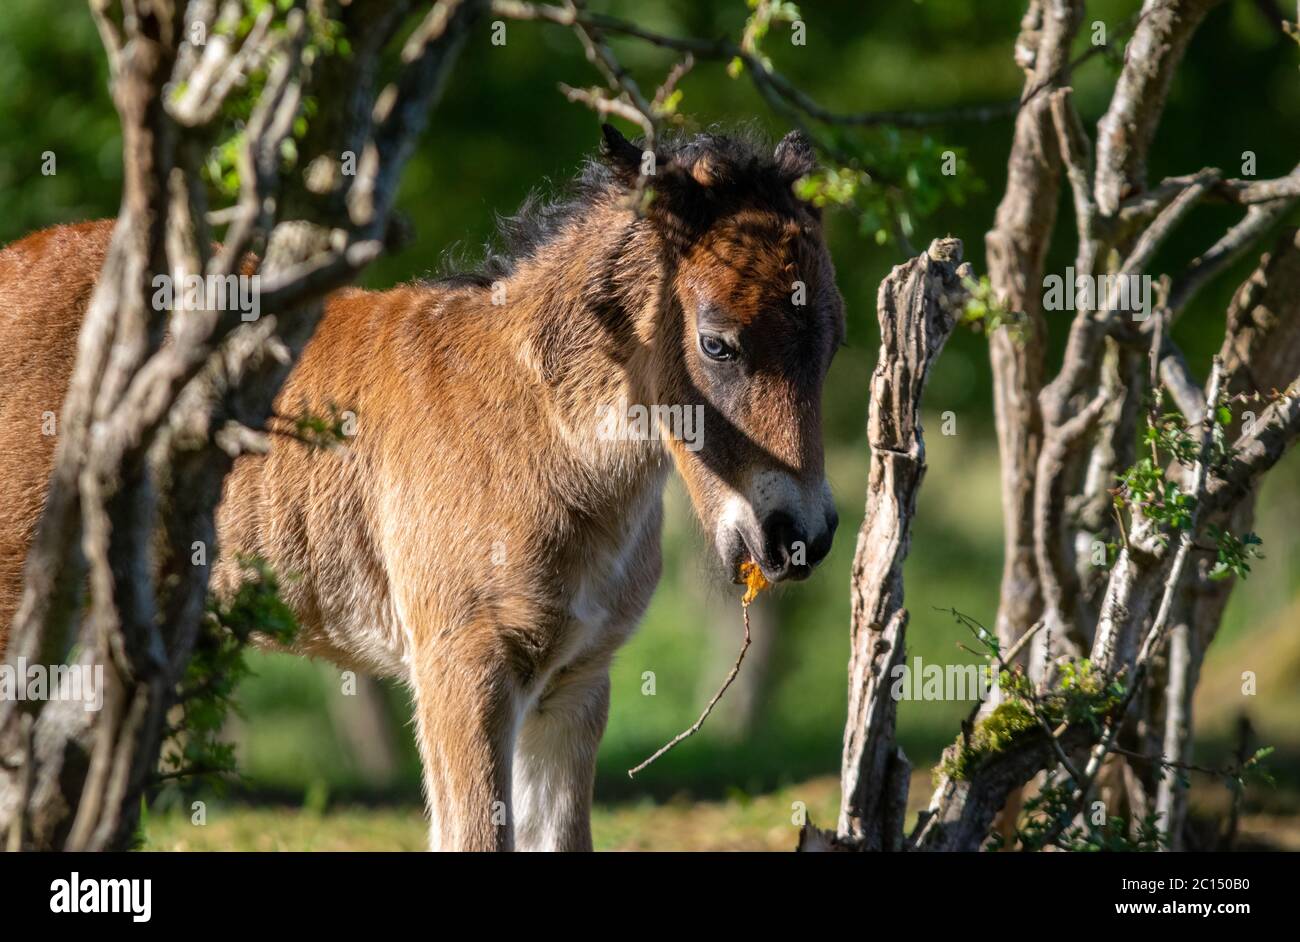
[602,126,845,585]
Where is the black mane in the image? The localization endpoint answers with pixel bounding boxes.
[431,125,804,287]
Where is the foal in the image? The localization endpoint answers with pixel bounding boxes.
[0,126,844,850]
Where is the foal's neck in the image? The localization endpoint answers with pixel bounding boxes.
[504,197,673,484]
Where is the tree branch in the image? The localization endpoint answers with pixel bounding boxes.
[803,239,968,851]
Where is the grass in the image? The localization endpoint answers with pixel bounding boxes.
[142,778,841,852]
[142,772,1300,851]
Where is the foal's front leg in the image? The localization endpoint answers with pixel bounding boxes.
[410,638,519,851]
[512,657,611,852]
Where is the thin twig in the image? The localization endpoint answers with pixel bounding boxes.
[627,599,754,778]
[1004,617,1047,666]
[1111,745,1249,779]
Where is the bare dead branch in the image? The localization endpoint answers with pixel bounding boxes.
[1202,390,1300,516]
[833,239,968,850]
[1049,87,1098,271]
[1093,0,1227,216]
[1033,390,1108,643]
[1120,170,1218,278]
[1159,340,1207,422]
[984,0,1084,667]
[1122,162,1300,220]
[1166,197,1300,321]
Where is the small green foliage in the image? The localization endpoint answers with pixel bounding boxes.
[727,2,980,246]
[200,4,346,204]
[291,402,354,449]
[1011,778,1166,852]
[1206,525,1264,581]
[1117,457,1161,511]
[794,166,870,208]
[931,607,1205,850]
[735,0,804,75]
[1142,410,1200,466]
[1239,746,1276,787]
[203,131,244,200]
[1116,393,1265,566]
[1005,741,1276,851]
[654,88,684,118]
[1119,413,1197,538]
[1115,461,1195,543]
[1057,659,1125,733]
[158,556,297,795]
[961,274,1026,340]
[1092,534,1121,569]
[829,130,981,247]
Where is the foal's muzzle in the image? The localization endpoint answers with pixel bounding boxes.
[717,476,838,585]
[756,506,837,582]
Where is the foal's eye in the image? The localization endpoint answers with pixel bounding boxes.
[699,333,736,362]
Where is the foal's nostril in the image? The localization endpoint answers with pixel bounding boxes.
[761,511,807,579]
[807,508,838,566]
[806,531,833,568]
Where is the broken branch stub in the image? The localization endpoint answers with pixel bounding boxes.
[806,238,968,851]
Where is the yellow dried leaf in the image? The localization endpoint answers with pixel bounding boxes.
[739,560,769,606]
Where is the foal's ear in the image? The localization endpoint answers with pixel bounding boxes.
[600,123,647,184]
[774,129,817,182]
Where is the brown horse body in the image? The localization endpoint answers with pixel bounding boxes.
[0,128,844,850]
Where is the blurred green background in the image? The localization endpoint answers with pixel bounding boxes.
[2,0,1298,848]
